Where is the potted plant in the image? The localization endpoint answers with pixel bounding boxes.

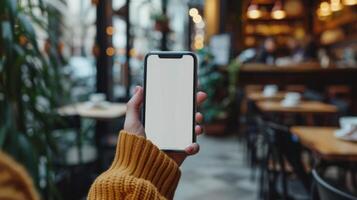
[197,48,228,135]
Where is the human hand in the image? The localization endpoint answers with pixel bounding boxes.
[123,86,145,137]
[124,86,207,166]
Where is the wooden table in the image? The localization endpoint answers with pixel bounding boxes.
[238,63,357,114]
[256,101,338,114]
[290,126,357,161]
[247,91,286,101]
[58,102,127,120]
[57,102,126,165]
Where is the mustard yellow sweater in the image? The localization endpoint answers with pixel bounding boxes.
[87,131,181,200]
[0,151,39,200]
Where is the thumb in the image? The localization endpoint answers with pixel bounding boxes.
[126,86,144,118]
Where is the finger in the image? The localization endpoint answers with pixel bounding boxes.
[195,125,203,135]
[127,86,144,111]
[196,91,207,106]
[195,112,203,123]
[126,86,144,121]
[185,143,200,155]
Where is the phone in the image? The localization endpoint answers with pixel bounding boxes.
[143,51,197,151]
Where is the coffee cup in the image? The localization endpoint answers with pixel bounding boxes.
[89,93,106,104]
[339,116,357,129]
[263,85,278,97]
[281,92,301,107]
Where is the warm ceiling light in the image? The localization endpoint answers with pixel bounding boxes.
[193,15,202,23]
[106,26,115,35]
[106,47,115,56]
[342,0,357,5]
[247,4,261,19]
[272,10,286,19]
[317,1,332,17]
[189,8,199,17]
[271,1,286,19]
[330,0,343,11]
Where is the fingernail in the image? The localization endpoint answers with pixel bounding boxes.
[134,86,140,93]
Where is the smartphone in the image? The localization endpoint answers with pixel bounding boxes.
[143,51,197,151]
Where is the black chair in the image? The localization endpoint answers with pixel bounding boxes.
[258,120,312,200]
[312,169,357,200]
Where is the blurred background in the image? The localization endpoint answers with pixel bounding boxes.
[0,0,356,199]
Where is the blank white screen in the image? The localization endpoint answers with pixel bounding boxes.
[145,54,195,150]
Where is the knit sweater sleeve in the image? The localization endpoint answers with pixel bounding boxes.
[87,131,181,200]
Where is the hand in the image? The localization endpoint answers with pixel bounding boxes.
[124,86,207,166]
[124,86,145,137]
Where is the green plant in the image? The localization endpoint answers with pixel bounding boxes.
[197,49,241,124]
[197,48,227,123]
[0,0,67,199]
[227,59,241,103]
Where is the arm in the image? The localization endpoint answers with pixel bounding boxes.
[88,131,180,200]
[88,86,207,200]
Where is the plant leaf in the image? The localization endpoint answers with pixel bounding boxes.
[1,21,13,49]
[5,0,17,17]
[18,13,36,42]
[17,133,39,182]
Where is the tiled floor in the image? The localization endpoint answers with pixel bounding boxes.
[175,134,258,200]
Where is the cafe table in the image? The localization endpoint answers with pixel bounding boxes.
[57,102,127,164]
[247,91,287,101]
[57,102,127,120]
[253,101,339,196]
[290,126,357,191]
[256,101,338,115]
[290,126,357,162]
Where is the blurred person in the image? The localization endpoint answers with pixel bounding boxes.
[255,37,277,65]
[87,86,207,199]
[301,35,318,61]
[276,36,318,65]
[287,37,304,63]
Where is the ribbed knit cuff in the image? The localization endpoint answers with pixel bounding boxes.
[108,131,181,199]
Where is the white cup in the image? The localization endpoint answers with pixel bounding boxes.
[89,93,106,104]
[263,85,278,97]
[281,92,301,107]
[339,116,357,129]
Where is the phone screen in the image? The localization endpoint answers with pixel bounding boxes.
[144,52,196,151]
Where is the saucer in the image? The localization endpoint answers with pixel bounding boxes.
[334,129,357,142]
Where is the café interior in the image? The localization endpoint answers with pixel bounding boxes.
[0,0,357,199]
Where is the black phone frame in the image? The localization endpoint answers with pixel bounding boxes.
[143,51,198,152]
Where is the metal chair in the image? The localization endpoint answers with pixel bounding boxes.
[312,169,357,200]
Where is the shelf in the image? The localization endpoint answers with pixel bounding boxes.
[245,32,292,37]
[322,34,357,47]
[245,16,305,23]
[315,12,357,34]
